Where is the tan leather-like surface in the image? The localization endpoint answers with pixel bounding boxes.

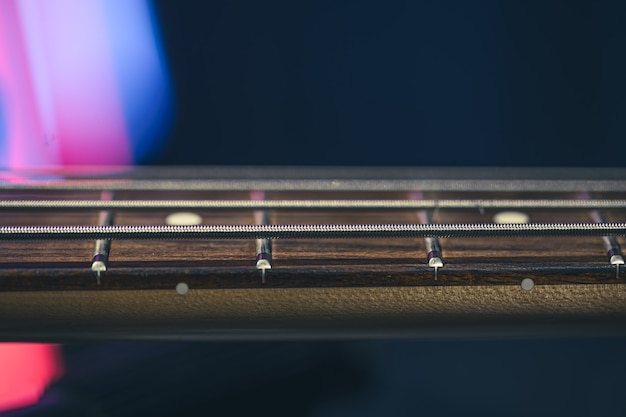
[2,284,626,323]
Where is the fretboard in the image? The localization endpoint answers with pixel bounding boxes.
[1,167,626,341]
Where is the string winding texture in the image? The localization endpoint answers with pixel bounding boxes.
[1,223,626,240]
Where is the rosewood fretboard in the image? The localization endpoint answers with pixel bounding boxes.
[1,167,625,341]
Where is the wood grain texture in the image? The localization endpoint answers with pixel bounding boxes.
[1,192,624,291]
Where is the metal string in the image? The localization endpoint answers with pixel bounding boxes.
[2,199,626,210]
[2,222,626,240]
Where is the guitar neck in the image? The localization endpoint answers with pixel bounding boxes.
[1,166,626,341]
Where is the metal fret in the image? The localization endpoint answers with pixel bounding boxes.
[252,191,272,283]
[408,192,444,278]
[91,191,115,283]
[589,210,625,277]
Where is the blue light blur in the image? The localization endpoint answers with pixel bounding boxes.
[102,0,173,163]
[0,0,173,167]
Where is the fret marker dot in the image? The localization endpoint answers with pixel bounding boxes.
[521,278,535,291]
[493,211,529,224]
[176,282,189,295]
[166,212,202,225]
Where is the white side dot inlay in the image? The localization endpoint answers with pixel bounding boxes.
[521,278,535,291]
[176,282,189,295]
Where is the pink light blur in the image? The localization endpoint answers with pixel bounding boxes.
[0,2,53,166]
[0,344,63,412]
[19,0,132,165]
[0,0,172,168]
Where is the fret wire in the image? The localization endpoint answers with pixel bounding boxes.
[2,222,626,240]
[252,191,272,283]
[91,191,115,283]
[2,199,626,210]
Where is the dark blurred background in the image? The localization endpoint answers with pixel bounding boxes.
[9,339,626,416]
[9,1,626,416]
[153,0,626,167]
